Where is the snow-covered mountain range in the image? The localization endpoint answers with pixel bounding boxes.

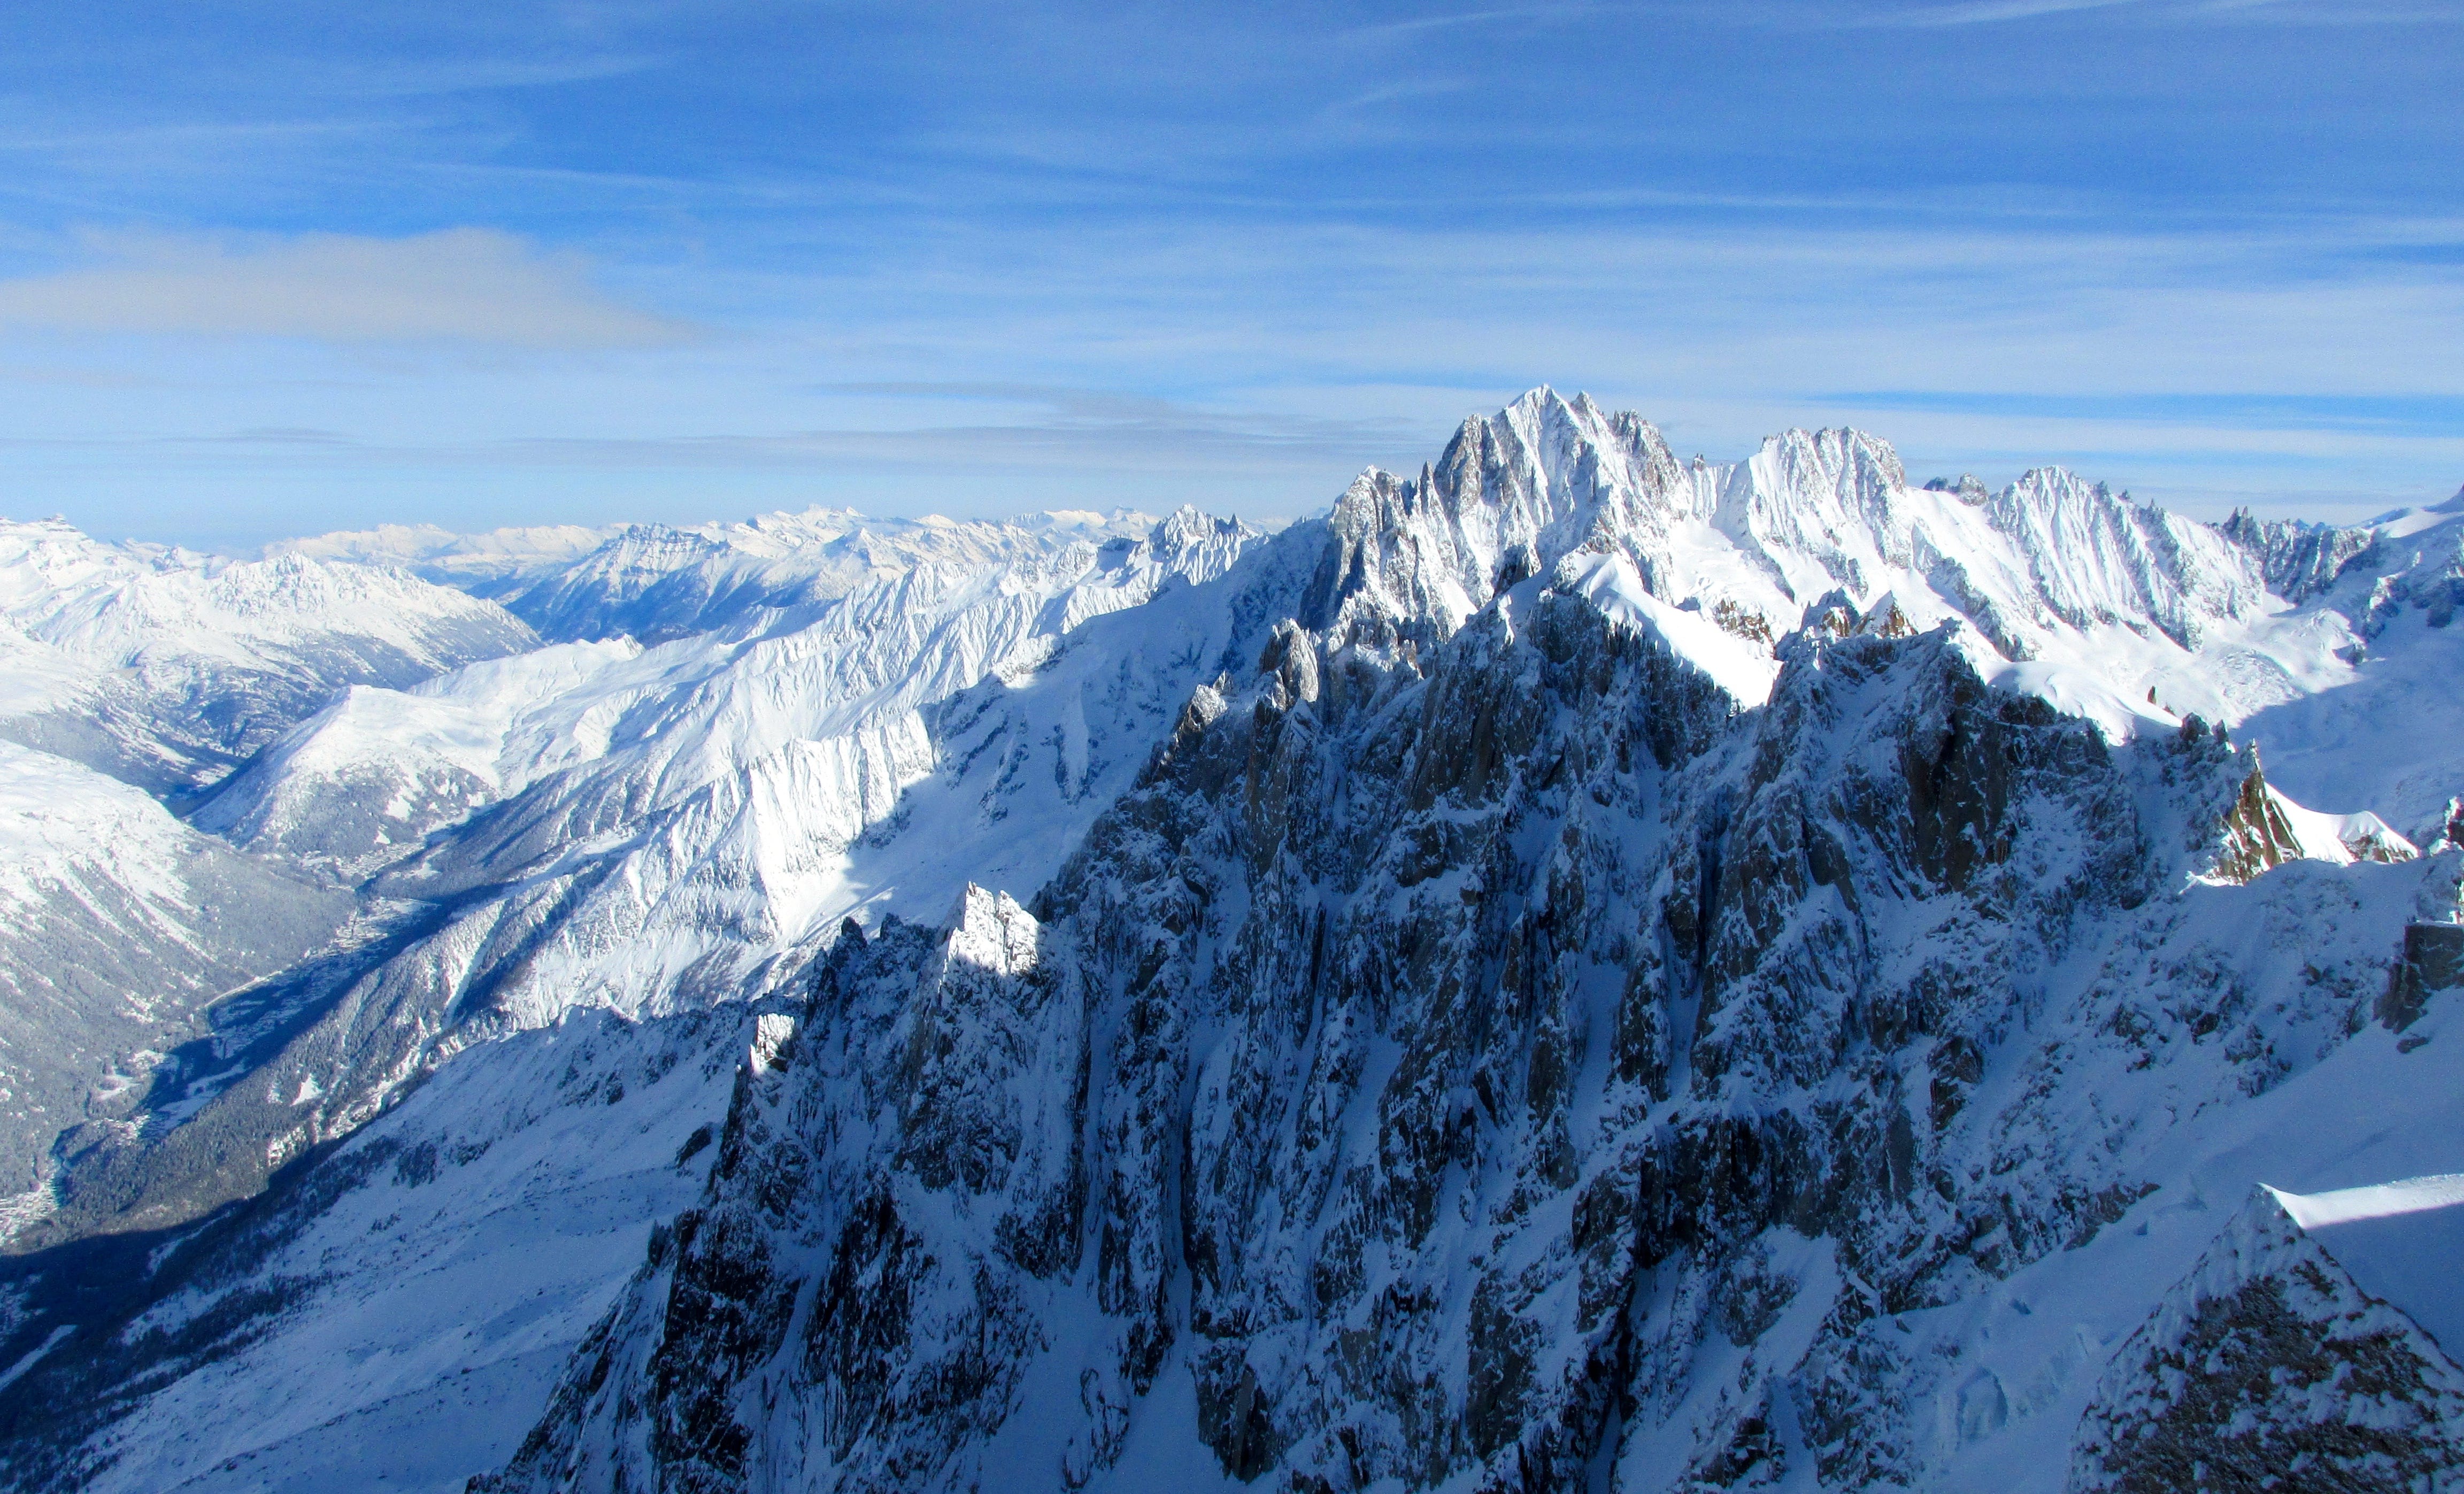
[0,389,2455,1493]
[0,519,536,795]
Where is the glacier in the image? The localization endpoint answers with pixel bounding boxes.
[0,388,2454,1492]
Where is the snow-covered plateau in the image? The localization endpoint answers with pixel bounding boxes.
[0,388,2457,1493]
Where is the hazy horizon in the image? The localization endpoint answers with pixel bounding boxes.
[12,396,2463,558]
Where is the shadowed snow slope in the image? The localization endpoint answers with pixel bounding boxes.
[0,1004,751,1494]
[2229,497,2464,848]
[2266,1174,2464,1359]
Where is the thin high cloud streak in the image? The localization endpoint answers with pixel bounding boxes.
[1831,391,2464,436]
[9,387,1422,473]
[0,229,689,347]
[735,212,2464,405]
[1888,0,2145,24]
[0,17,2439,240]
[1341,3,1612,38]
[5,2,2446,225]
[1353,0,2448,31]
[292,51,667,102]
[808,383,1426,444]
[1792,0,2454,26]
[12,212,2459,396]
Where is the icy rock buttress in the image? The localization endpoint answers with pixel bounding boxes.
[479,396,2464,1494]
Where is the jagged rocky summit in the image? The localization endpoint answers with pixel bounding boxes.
[0,390,2458,1493]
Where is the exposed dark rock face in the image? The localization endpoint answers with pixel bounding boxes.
[2379,921,2464,1032]
[2071,1195,2464,1494]
[2,395,2455,1494]
[2218,510,2380,605]
[2205,737,2305,886]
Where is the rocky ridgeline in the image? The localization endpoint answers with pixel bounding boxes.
[2220,487,2464,638]
[479,397,2464,1491]
[2072,1195,2464,1493]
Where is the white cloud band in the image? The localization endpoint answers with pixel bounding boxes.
[0,228,689,348]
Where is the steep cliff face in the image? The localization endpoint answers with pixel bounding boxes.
[481,401,2462,1492]
[1297,392,2268,687]
[2216,509,2380,605]
[2071,1191,2464,1494]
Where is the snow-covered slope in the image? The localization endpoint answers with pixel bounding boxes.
[0,741,347,1197]
[1304,388,2349,748]
[491,506,1179,644]
[264,519,622,594]
[210,505,1260,966]
[472,444,2464,1493]
[1,390,2459,1494]
[7,505,1277,1247]
[0,519,536,1200]
[0,1003,752,1494]
[384,498,1266,1013]
[189,639,645,876]
[2226,491,2464,848]
[1303,389,2463,837]
[2266,1172,2464,1358]
[259,508,1192,648]
[0,519,537,793]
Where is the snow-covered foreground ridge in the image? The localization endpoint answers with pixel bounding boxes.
[0,387,2458,1493]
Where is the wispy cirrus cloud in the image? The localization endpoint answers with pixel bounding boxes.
[1850,0,2447,24]
[13,383,1425,475]
[0,228,690,348]
[0,1,2454,546]
[1339,0,2436,34]
[1339,3,1614,38]
[1875,0,2143,25]
[1818,391,2464,437]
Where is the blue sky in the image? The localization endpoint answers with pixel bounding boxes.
[0,0,2457,548]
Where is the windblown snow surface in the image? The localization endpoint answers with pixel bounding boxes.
[0,390,2456,1494]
